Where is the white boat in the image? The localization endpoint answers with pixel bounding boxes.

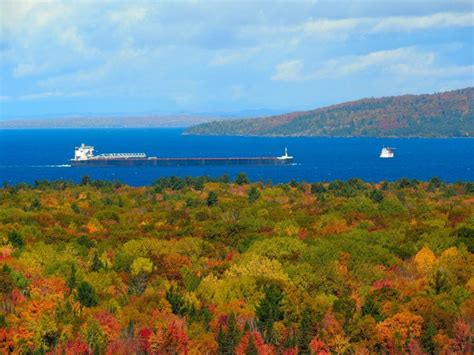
[277,147,293,161]
[380,147,395,158]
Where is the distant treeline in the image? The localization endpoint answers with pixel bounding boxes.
[4,174,474,195]
[186,87,474,137]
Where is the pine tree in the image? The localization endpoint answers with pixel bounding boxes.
[246,333,258,355]
[256,285,283,344]
[91,251,103,272]
[421,323,436,354]
[207,191,218,206]
[297,309,312,355]
[247,186,261,204]
[217,324,226,354]
[226,313,241,354]
[77,281,98,308]
[235,173,249,185]
[67,264,76,293]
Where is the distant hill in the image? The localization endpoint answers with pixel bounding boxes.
[0,115,221,129]
[185,88,474,137]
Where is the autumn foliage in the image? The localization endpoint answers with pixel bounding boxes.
[0,176,473,353]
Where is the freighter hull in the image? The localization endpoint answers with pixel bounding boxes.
[70,144,294,167]
[70,157,292,167]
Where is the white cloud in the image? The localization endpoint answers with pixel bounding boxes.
[271,47,467,82]
[209,47,262,67]
[58,27,97,57]
[247,12,474,42]
[372,12,474,32]
[335,48,435,76]
[109,6,147,28]
[271,60,305,81]
[0,1,472,114]
[0,0,71,37]
[39,66,109,89]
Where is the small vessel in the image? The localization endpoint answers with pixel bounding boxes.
[70,144,294,167]
[380,147,395,158]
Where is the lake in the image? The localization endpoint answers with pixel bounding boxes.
[0,128,473,185]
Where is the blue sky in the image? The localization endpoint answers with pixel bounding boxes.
[0,0,473,119]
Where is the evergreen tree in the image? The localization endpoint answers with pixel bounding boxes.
[207,191,218,206]
[217,324,226,355]
[8,230,24,249]
[220,174,230,183]
[235,173,249,185]
[67,264,76,293]
[369,189,384,203]
[421,323,436,354]
[166,286,187,316]
[247,186,261,204]
[256,285,283,343]
[91,251,103,272]
[246,333,258,355]
[297,309,312,355]
[361,296,382,322]
[80,175,91,186]
[77,281,98,308]
[226,313,241,354]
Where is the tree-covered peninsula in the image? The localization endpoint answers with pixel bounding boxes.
[0,176,473,353]
[185,88,474,138]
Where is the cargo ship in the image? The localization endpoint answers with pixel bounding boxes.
[70,144,294,167]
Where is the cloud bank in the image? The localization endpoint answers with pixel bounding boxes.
[0,0,473,117]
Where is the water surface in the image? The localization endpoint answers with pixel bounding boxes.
[0,128,472,185]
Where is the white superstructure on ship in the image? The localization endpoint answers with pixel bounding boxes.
[380,147,395,158]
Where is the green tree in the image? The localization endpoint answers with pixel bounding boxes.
[333,296,356,327]
[369,189,384,203]
[246,333,258,355]
[67,264,76,293]
[91,251,103,272]
[77,281,98,308]
[235,173,249,185]
[297,308,312,355]
[166,286,188,316]
[225,313,241,354]
[80,175,91,186]
[220,174,230,183]
[30,197,42,210]
[361,296,382,322]
[207,191,218,206]
[8,230,24,249]
[217,324,226,354]
[310,182,326,194]
[71,202,81,214]
[421,323,436,354]
[256,285,283,343]
[248,186,261,204]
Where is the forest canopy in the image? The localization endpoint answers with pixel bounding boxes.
[0,176,473,354]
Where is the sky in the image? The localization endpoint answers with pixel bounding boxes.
[0,0,473,119]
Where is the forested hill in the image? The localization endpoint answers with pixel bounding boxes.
[185,88,474,137]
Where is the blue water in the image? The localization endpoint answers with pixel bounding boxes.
[0,128,473,185]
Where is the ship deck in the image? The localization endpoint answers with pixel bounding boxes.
[71,156,292,166]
